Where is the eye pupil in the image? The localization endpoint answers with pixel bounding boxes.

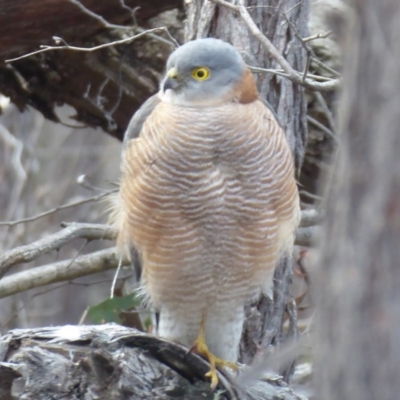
[192,67,209,81]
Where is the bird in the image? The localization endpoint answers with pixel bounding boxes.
[112,38,300,388]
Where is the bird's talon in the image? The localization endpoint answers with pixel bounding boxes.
[191,332,237,388]
[205,368,219,390]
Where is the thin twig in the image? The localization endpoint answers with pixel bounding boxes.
[303,30,333,42]
[249,66,335,82]
[0,222,116,279]
[210,0,340,91]
[315,91,336,132]
[77,174,108,192]
[299,190,323,203]
[70,0,130,30]
[69,0,178,47]
[6,28,170,63]
[110,257,123,298]
[31,273,134,300]
[284,0,304,16]
[278,2,341,79]
[307,115,338,142]
[301,53,311,83]
[0,190,115,227]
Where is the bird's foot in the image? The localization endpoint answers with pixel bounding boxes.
[189,335,238,389]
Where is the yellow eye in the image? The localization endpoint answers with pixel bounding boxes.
[191,67,210,81]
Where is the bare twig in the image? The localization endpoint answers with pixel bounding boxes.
[300,190,323,202]
[0,190,115,227]
[77,174,108,192]
[0,223,115,279]
[110,257,123,298]
[70,0,129,30]
[303,30,333,42]
[284,0,304,16]
[210,0,340,91]
[5,27,172,63]
[278,2,341,80]
[307,115,338,142]
[0,248,128,299]
[301,53,311,83]
[69,0,178,47]
[315,91,336,132]
[249,66,336,82]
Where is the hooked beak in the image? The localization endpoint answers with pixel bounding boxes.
[163,67,180,92]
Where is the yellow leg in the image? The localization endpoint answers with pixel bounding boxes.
[189,318,238,389]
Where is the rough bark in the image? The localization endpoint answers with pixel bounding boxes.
[0,0,182,140]
[186,0,309,172]
[314,1,400,399]
[185,0,309,371]
[0,325,308,400]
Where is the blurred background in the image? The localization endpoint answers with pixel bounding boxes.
[0,100,122,331]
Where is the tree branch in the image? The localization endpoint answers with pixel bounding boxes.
[0,247,127,299]
[0,212,318,299]
[0,223,116,279]
[0,191,115,227]
[210,0,340,91]
[5,27,173,63]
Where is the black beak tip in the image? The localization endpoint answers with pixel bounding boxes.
[163,77,178,93]
[163,81,171,93]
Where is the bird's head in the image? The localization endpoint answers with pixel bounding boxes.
[160,38,258,106]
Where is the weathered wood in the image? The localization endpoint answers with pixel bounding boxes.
[0,324,308,399]
[314,1,400,399]
[0,0,182,140]
[0,0,181,58]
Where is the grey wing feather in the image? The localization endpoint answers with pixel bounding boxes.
[123,94,160,146]
[130,247,142,283]
[122,94,160,283]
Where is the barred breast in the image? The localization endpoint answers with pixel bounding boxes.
[118,99,300,311]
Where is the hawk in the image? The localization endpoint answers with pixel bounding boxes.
[113,38,300,387]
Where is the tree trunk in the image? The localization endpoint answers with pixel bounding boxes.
[314,1,400,399]
[186,0,308,171]
[185,0,309,371]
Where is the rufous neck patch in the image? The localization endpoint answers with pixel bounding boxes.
[234,68,259,104]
